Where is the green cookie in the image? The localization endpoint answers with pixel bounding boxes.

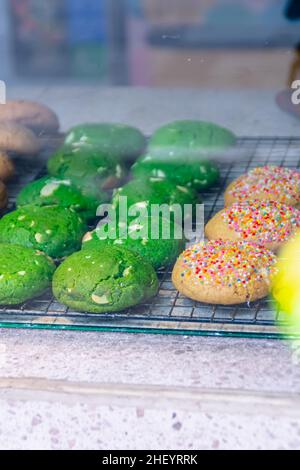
[16,176,100,221]
[53,245,159,313]
[82,216,185,270]
[142,120,234,190]
[64,123,146,162]
[112,178,200,221]
[149,120,236,157]
[132,154,220,191]
[0,205,86,258]
[47,145,124,199]
[0,243,55,305]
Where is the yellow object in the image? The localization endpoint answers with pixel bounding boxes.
[272,232,300,326]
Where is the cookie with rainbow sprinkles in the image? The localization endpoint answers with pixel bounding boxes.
[224,166,300,208]
[205,200,300,251]
[172,240,277,305]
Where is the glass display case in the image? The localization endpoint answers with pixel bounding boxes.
[0,0,300,339]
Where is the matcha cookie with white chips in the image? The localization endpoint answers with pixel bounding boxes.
[0,205,86,258]
[112,178,200,221]
[64,123,146,162]
[53,245,159,313]
[135,120,235,190]
[132,153,220,191]
[149,120,236,158]
[82,216,185,270]
[16,176,100,221]
[0,244,55,305]
[48,145,124,189]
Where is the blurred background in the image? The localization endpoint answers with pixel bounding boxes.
[0,0,300,88]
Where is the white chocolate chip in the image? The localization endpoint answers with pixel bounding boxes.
[40,179,70,197]
[40,182,58,197]
[18,271,26,276]
[82,232,93,242]
[91,294,109,304]
[35,233,43,243]
[176,186,189,193]
[123,266,132,277]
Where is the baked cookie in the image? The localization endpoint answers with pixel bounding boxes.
[132,153,220,191]
[53,245,159,313]
[47,145,124,191]
[0,205,86,258]
[172,240,277,305]
[16,176,100,221]
[0,122,41,156]
[0,151,15,181]
[112,178,200,220]
[224,166,300,207]
[0,100,59,134]
[149,120,236,158]
[0,243,55,305]
[0,180,8,210]
[205,201,300,251]
[82,216,186,270]
[64,123,146,161]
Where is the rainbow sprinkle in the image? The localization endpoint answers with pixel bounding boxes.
[222,201,300,243]
[180,240,277,287]
[229,166,300,205]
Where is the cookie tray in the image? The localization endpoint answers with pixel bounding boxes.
[0,136,299,339]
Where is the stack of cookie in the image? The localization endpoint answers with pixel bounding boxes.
[173,165,300,305]
[0,100,61,305]
[0,99,61,213]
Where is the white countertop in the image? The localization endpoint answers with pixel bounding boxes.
[1,87,300,450]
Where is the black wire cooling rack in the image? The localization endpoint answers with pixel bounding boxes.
[0,137,299,339]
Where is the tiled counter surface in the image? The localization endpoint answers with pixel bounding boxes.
[1,87,300,450]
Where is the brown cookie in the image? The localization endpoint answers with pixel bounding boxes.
[0,100,59,134]
[224,166,300,208]
[172,240,277,305]
[0,123,41,156]
[0,152,15,181]
[205,201,300,252]
[0,180,8,210]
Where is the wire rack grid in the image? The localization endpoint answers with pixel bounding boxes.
[0,137,299,339]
